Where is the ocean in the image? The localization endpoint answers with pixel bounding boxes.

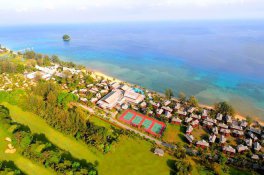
[0,20,264,120]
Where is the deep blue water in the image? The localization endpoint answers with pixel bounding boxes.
[0,20,264,119]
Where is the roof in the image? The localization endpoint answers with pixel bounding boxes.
[124,90,139,100]
[231,124,243,131]
[223,145,236,153]
[196,140,209,147]
[202,109,208,116]
[188,107,195,113]
[220,135,227,143]
[191,119,199,126]
[186,125,193,133]
[103,90,122,104]
[251,154,259,160]
[185,117,193,123]
[237,144,248,152]
[209,135,216,143]
[232,130,244,136]
[172,117,182,123]
[164,100,171,106]
[216,113,223,120]
[185,134,194,143]
[220,128,231,134]
[218,123,228,129]
[154,148,164,155]
[190,114,201,119]
[254,142,262,151]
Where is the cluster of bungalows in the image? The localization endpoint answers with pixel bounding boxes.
[72,79,110,104]
[96,82,145,110]
[25,64,81,81]
[170,106,264,159]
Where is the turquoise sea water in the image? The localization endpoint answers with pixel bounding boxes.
[0,21,264,120]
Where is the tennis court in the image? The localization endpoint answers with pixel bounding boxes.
[123,112,134,121]
[142,119,153,129]
[151,123,163,134]
[132,116,143,125]
[119,109,166,137]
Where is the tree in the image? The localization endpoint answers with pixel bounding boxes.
[174,159,192,175]
[214,102,235,116]
[188,96,198,107]
[51,55,60,63]
[165,88,174,99]
[178,92,186,102]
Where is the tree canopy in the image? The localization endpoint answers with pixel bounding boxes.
[165,88,174,99]
[214,101,235,116]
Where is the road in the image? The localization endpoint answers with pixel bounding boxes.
[79,104,176,149]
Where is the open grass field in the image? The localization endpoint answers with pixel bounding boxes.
[0,122,55,175]
[1,103,174,175]
[98,136,174,175]
[192,127,209,141]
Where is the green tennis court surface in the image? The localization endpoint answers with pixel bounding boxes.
[151,123,163,134]
[142,119,153,129]
[132,116,143,125]
[123,112,134,121]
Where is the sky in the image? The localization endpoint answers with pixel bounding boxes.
[0,0,264,24]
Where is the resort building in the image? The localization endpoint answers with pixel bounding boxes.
[187,107,195,113]
[216,113,223,121]
[209,134,217,143]
[186,125,193,134]
[201,109,208,119]
[254,142,262,151]
[219,135,227,145]
[232,130,244,137]
[223,145,236,155]
[212,126,219,135]
[185,117,193,124]
[185,134,194,143]
[251,154,260,160]
[123,89,145,104]
[237,144,248,153]
[97,89,123,109]
[191,119,199,128]
[171,117,182,125]
[164,100,171,106]
[230,124,243,131]
[177,110,187,117]
[175,103,181,110]
[245,138,253,147]
[196,140,209,149]
[218,123,229,129]
[220,128,231,136]
[154,148,164,157]
[190,114,201,120]
[225,115,233,124]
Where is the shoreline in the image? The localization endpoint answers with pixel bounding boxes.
[90,69,264,126]
[2,46,263,125]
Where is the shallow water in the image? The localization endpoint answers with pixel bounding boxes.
[0,20,263,119]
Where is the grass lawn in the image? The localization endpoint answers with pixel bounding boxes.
[192,126,209,141]
[89,115,113,130]
[163,124,185,144]
[1,103,174,175]
[99,136,174,175]
[0,123,55,175]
